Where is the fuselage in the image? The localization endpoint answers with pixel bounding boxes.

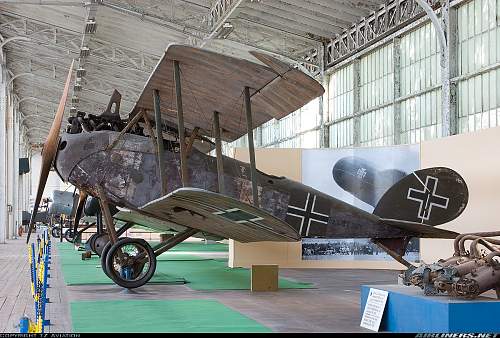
[54,130,407,239]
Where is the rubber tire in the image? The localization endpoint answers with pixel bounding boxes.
[100,241,113,278]
[51,227,61,238]
[64,228,76,242]
[85,233,98,252]
[73,231,83,246]
[94,233,110,257]
[100,237,126,278]
[105,238,157,289]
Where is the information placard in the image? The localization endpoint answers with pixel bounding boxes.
[360,288,388,331]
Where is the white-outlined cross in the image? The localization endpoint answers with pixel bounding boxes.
[286,193,329,236]
[407,175,449,221]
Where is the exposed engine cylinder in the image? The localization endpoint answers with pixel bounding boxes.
[453,265,500,298]
[402,232,500,299]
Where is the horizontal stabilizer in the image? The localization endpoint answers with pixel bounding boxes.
[380,218,459,239]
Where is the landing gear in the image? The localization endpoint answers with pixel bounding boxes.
[85,233,98,252]
[100,237,125,278]
[51,226,61,238]
[93,233,110,257]
[64,228,76,242]
[104,238,157,289]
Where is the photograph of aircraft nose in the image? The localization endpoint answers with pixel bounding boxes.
[332,156,408,208]
[28,44,468,291]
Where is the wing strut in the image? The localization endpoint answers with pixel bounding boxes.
[153,227,198,256]
[173,60,189,187]
[244,86,259,207]
[213,111,225,194]
[153,90,168,195]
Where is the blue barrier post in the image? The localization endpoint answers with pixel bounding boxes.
[19,316,29,333]
[22,229,52,333]
[41,252,51,328]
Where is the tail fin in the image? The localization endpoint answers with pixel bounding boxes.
[373,167,468,227]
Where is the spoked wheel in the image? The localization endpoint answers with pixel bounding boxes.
[100,237,127,278]
[73,231,83,246]
[51,226,61,238]
[64,228,76,242]
[105,238,157,289]
[94,233,110,257]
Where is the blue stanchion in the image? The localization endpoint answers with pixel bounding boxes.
[21,229,52,333]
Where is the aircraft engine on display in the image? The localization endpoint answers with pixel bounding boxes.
[402,231,500,299]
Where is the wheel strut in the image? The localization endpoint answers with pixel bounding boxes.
[153,228,199,256]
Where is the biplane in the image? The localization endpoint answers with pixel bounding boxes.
[45,189,79,239]
[28,44,469,288]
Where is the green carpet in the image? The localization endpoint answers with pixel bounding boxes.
[71,299,271,332]
[150,241,229,252]
[57,242,313,290]
[154,259,312,290]
[62,241,229,252]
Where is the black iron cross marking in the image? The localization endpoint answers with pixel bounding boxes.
[407,175,449,221]
[286,193,329,237]
[213,208,264,224]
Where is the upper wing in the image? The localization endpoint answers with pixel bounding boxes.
[130,44,324,142]
[137,188,300,243]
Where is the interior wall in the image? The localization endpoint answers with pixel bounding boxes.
[420,126,500,263]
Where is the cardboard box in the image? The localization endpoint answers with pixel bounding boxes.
[251,264,279,292]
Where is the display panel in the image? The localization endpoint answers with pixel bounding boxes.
[301,145,420,261]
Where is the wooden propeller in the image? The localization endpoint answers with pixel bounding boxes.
[27,60,74,243]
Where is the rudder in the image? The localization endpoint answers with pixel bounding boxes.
[373,167,468,226]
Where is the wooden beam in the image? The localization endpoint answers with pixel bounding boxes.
[153,90,168,195]
[185,127,200,158]
[142,110,158,155]
[213,111,225,194]
[97,185,119,244]
[173,60,189,187]
[244,86,258,207]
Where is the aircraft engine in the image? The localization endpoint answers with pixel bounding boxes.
[402,231,500,299]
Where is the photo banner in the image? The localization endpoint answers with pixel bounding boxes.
[301,144,420,261]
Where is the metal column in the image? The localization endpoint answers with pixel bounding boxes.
[318,43,329,148]
[244,86,259,207]
[173,60,189,187]
[320,75,330,148]
[152,91,168,195]
[13,105,19,238]
[393,37,402,145]
[414,0,455,136]
[442,0,458,136]
[6,78,14,239]
[0,65,6,243]
[352,59,361,147]
[213,111,225,194]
